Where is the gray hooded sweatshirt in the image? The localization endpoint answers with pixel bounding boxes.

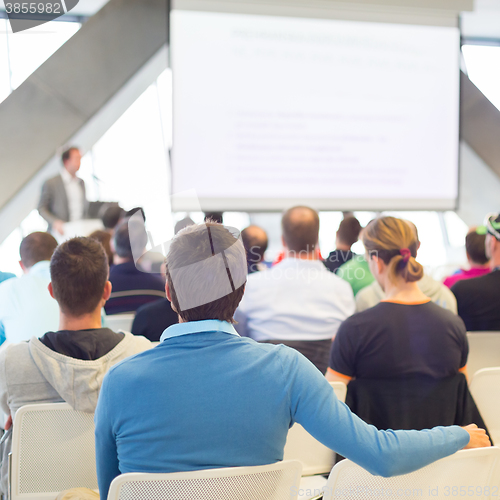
[0,331,152,495]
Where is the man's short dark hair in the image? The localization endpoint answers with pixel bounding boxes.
[337,216,362,247]
[282,206,319,254]
[166,222,246,323]
[61,147,79,164]
[50,237,109,316]
[20,232,58,268]
[466,230,489,265]
[204,212,223,224]
[102,205,125,230]
[114,219,147,260]
[241,226,268,263]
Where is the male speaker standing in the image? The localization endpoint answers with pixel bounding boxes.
[38,147,89,235]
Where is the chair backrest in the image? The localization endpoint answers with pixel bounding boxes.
[104,313,135,333]
[283,382,347,476]
[470,368,500,446]
[467,332,500,378]
[107,460,303,500]
[10,403,97,500]
[322,448,500,500]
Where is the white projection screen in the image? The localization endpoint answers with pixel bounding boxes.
[170,3,460,212]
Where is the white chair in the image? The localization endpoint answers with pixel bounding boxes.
[470,368,500,446]
[283,382,347,500]
[322,447,500,500]
[104,313,135,333]
[107,460,303,500]
[284,382,347,476]
[466,332,500,378]
[9,403,97,500]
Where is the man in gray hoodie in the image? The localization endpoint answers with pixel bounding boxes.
[0,237,152,495]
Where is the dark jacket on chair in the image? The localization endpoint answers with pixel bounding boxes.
[345,374,488,433]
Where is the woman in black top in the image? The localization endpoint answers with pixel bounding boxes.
[327,216,468,383]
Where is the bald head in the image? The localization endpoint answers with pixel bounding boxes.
[241,225,268,264]
[282,206,319,254]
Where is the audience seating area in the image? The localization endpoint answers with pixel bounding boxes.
[1,211,499,499]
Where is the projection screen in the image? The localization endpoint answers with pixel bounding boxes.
[170,3,460,211]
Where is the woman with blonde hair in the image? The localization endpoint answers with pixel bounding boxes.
[325,216,479,431]
[327,216,468,383]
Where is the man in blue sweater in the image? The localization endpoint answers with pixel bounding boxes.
[95,222,489,499]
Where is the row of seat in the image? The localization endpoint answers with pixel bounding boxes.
[107,448,500,500]
[9,402,500,500]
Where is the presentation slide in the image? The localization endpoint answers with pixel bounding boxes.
[170,10,460,211]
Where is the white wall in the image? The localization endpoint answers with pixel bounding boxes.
[457,141,500,227]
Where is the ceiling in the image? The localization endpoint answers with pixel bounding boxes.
[2,0,500,39]
[461,0,500,40]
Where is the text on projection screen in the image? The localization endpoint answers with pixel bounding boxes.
[171,10,459,210]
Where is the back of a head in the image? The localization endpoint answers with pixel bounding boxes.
[20,232,58,269]
[363,216,424,284]
[466,229,489,266]
[241,225,268,263]
[166,222,246,323]
[337,216,362,247]
[114,219,147,260]
[204,212,223,224]
[50,237,109,316]
[61,147,79,165]
[174,216,195,235]
[89,230,113,266]
[282,206,319,254]
[101,205,125,230]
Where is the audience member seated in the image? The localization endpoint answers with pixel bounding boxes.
[356,222,457,313]
[105,220,165,315]
[0,271,15,285]
[326,217,480,430]
[174,216,195,234]
[452,213,500,331]
[100,205,125,234]
[336,253,375,296]
[0,237,151,496]
[324,216,362,273]
[89,230,114,266]
[241,225,269,274]
[0,232,59,344]
[443,228,490,289]
[94,220,489,500]
[234,206,355,373]
[132,299,178,342]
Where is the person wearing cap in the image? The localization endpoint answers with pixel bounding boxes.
[451,213,500,331]
[327,217,470,394]
[94,220,490,500]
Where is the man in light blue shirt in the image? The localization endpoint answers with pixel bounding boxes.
[95,221,489,500]
[234,206,355,373]
[0,232,59,344]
